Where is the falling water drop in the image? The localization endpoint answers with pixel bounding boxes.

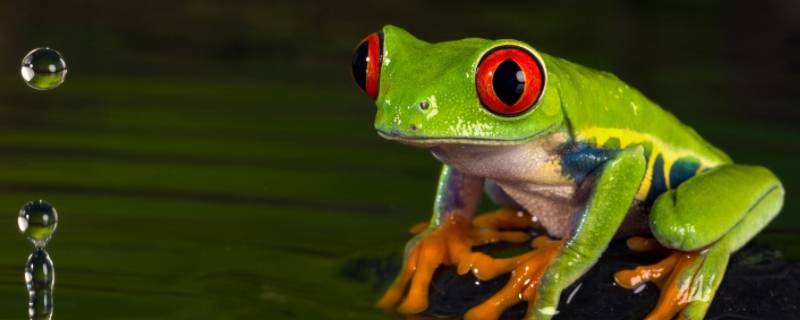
[20,48,67,90]
[25,248,54,291]
[24,248,54,320]
[18,200,58,247]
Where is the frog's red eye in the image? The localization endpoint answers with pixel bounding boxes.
[476,46,545,116]
[351,32,383,99]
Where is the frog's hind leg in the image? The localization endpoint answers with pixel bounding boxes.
[615,164,784,320]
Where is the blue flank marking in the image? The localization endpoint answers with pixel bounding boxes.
[561,143,619,184]
[669,157,701,189]
[562,142,701,206]
[645,155,667,204]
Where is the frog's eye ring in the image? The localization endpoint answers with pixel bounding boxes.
[351,32,383,99]
[476,46,545,116]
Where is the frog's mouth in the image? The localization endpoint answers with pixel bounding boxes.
[376,130,534,148]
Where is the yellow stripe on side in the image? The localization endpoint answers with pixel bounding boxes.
[576,128,718,200]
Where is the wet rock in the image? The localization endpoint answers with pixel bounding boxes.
[343,239,799,319]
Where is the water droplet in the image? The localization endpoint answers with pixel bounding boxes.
[25,248,54,320]
[18,200,58,247]
[25,248,54,291]
[28,289,53,320]
[20,48,67,90]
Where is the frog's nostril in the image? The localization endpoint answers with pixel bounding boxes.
[419,101,430,110]
[410,124,418,131]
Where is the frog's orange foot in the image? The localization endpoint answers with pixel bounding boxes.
[624,236,668,254]
[409,208,538,243]
[378,216,464,314]
[615,241,718,320]
[464,236,563,320]
[380,208,538,315]
[472,207,542,232]
[470,208,538,246]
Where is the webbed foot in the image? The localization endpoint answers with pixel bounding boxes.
[378,208,538,314]
[614,237,729,320]
[465,236,563,320]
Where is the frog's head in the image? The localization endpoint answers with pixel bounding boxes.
[352,25,564,147]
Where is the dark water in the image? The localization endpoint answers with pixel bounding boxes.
[0,1,797,319]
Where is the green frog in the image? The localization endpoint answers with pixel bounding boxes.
[351,25,784,320]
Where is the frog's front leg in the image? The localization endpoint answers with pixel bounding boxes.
[377,165,534,314]
[466,146,647,320]
[615,164,784,320]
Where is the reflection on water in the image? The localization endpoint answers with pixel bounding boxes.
[25,248,54,320]
[18,200,58,320]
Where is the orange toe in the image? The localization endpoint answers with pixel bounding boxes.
[614,250,702,320]
[378,215,471,314]
[458,250,534,280]
[464,236,563,320]
[644,251,701,320]
[473,208,540,230]
[380,209,543,316]
[471,228,529,246]
[614,251,679,289]
[626,236,666,254]
[377,246,419,311]
[396,230,447,313]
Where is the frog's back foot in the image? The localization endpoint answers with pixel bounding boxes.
[649,164,783,252]
[616,164,784,319]
[615,240,729,320]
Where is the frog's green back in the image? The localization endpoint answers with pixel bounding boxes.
[370,25,730,201]
[543,54,732,199]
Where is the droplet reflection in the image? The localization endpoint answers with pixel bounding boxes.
[25,248,54,320]
[19,200,57,320]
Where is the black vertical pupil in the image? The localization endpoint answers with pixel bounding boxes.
[352,41,369,91]
[493,59,525,105]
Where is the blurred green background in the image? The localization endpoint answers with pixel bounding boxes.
[0,0,797,319]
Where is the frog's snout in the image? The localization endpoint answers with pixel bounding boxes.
[374,95,438,140]
[419,101,430,111]
[408,100,431,131]
[408,99,433,131]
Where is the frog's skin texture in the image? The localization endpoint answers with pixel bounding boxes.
[353,25,785,320]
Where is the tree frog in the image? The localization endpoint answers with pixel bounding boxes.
[351,25,784,320]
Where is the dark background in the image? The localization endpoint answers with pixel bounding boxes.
[0,1,796,319]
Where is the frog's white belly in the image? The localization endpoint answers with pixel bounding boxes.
[430,133,581,238]
[430,132,650,238]
[493,181,576,238]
